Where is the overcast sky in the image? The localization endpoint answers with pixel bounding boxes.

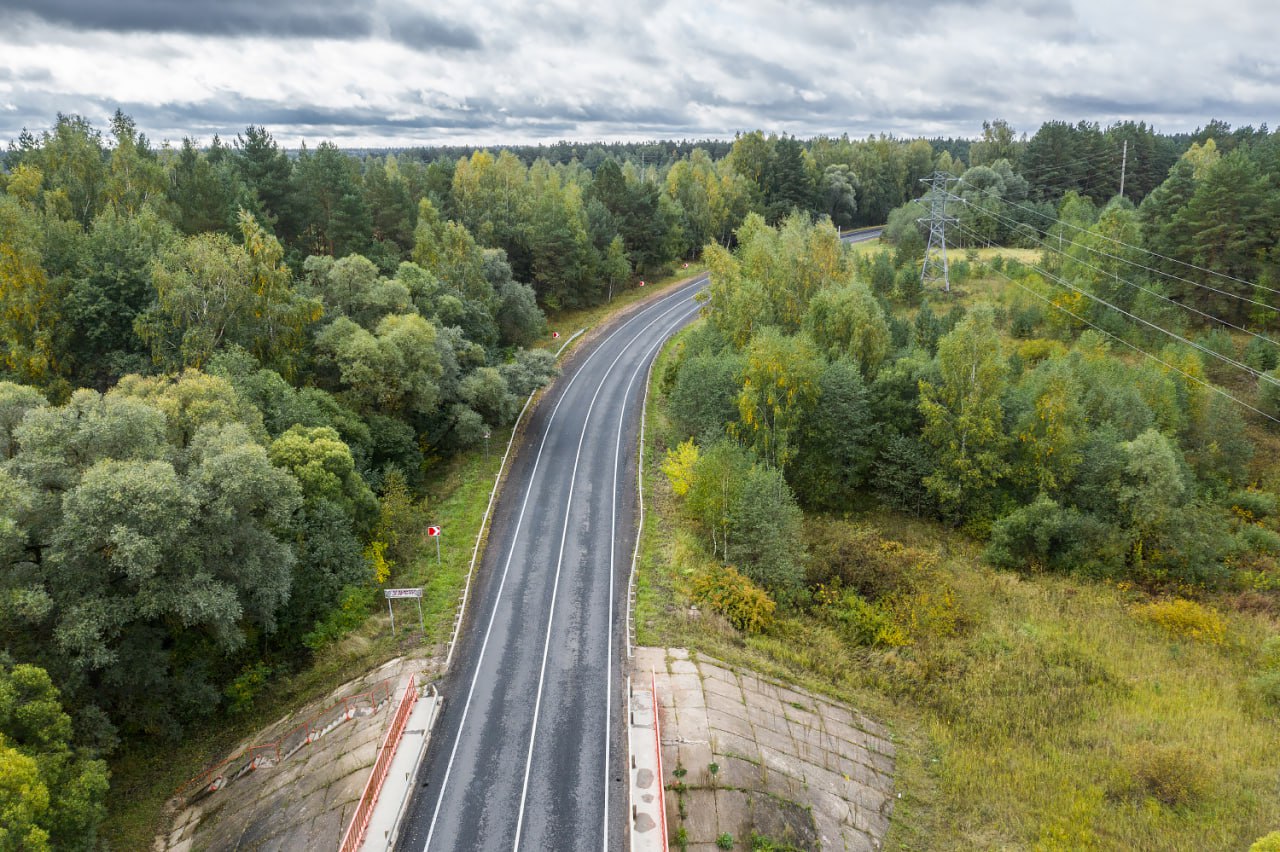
[1,0,1277,149]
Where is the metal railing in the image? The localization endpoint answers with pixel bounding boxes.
[443,328,585,670]
[338,675,419,852]
[652,670,669,852]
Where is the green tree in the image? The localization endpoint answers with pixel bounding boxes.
[918,307,1010,520]
[802,283,890,377]
[790,359,877,510]
[314,314,442,419]
[735,329,823,470]
[64,206,174,387]
[0,662,108,850]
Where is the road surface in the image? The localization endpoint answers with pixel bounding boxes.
[397,276,705,852]
[397,226,881,852]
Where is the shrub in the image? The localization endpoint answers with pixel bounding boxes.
[1244,337,1280,372]
[1251,831,1280,852]
[1009,302,1043,338]
[717,833,735,850]
[803,519,916,600]
[1132,598,1226,644]
[1253,637,1280,710]
[1240,524,1280,556]
[1117,743,1210,807]
[1259,368,1280,419]
[690,564,776,634]
[831,591,893,646]
[1016,337,1066,365]
[662,439,699,497]
[1230,488,1278,521]
[225,662,273,715]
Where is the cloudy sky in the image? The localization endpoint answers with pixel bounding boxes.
[0,0,1277,148]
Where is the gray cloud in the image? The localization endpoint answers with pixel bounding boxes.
[0,0,372,38]
[0,0,1275,147]
[387,13,484,51]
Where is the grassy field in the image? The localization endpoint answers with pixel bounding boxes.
[635,321,1280,851]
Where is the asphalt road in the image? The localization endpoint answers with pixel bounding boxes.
[397,226,881,852]
[397,276,707,852]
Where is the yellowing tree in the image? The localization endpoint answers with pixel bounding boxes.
[0,197,65,391]
[735,329,822,470]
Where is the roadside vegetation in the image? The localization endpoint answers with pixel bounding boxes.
[637,148,1280,845]
[3,111,1278,847]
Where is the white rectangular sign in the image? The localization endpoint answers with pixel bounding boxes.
[384,588,423,599]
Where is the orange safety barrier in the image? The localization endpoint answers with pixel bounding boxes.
[175,678,396,805]
[338,675,419,852]
[653,670,669,852]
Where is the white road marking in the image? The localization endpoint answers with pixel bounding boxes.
[421,278,705,851]
[603,300,703,851]
[511,296,703,851]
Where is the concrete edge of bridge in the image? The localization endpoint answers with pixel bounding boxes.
[358,683,442,852]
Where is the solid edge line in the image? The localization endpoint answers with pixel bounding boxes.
[509,294,706,849]
[422,278,705,851]
[443,327,585,670]
[605,299,703,851]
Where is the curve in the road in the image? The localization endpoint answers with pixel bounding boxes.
[401,276,705,852]
[401,224,879,852]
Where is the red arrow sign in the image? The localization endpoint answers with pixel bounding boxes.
[426,526,442,537]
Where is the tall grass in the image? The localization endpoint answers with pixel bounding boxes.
[636,322,1280,851]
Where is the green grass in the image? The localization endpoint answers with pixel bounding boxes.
[636,321,1280,851]
[532,262,707,356]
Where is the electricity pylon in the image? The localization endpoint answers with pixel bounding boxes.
[919,171,958,292]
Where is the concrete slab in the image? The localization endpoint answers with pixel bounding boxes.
[631,648,895,852]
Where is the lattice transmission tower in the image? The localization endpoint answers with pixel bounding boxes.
[918,171,958,292]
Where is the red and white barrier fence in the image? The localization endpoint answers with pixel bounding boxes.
[338,675,419,852]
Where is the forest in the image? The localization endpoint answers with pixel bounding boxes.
[645,121,1280,848]
[2,111,1278,847]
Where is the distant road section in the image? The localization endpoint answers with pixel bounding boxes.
[397,275,706,851]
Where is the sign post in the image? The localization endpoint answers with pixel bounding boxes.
[426,525,442,565]
[384,588,424,636]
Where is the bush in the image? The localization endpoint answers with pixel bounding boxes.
[1244,337,1280,372]
[1132,598,1226,644]
[1259,368,1280,418]
[717,833,735,850]
[225,662,273,715]
[1116,743,1210,807]
[1009,302,1043,338]
[690,564,776,634]
[830,591,893,646]
[1252,831,1280,852]
[1252,636,1280,710]
[1230,488,1278,521]
[1239,524,1280,556]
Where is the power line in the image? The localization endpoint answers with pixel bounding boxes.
[952,224,1280,426]
[947,192,1280,352]
[951,175,1280,309]
[950,219,1280,391]
[952,172,1278,297]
